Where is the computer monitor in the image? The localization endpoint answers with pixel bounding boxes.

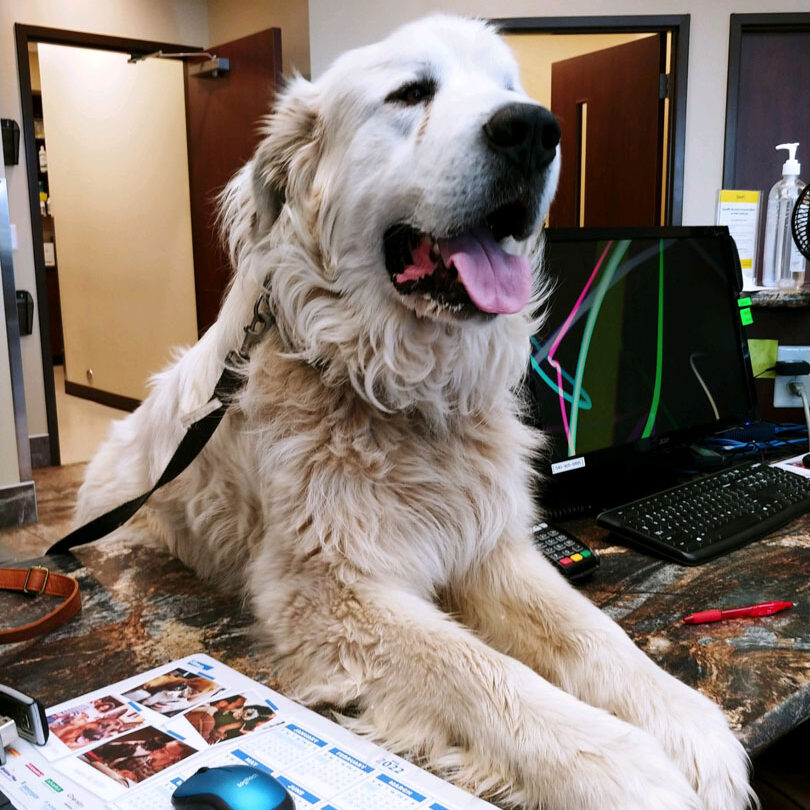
[525,226,759,510]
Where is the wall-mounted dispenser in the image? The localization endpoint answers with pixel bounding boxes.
[16,290,34,335]
[1,119,20,166]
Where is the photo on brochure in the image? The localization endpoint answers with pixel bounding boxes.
[121,667,222,717]
[47,695,145,751]
[78,726,196,788]
[182,693,277,745]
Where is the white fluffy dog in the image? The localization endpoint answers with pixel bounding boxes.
[78,15,755,810]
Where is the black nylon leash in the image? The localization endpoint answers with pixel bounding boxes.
[46,294,275,556]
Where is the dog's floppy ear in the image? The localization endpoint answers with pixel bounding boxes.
[218,76,321,267]
[251,75,321,234]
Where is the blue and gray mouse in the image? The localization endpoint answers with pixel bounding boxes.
[172,764,294,810]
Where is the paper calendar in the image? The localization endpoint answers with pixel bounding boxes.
[0,654,495,810]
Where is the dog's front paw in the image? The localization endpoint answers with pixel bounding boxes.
[574,725,703,810]
[683,712,756,810]
[656,687,757,810]
[516,719,703,810]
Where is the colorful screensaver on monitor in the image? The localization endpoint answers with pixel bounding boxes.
[527,232,754,466]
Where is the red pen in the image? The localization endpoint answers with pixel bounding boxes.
[682,600,795,624]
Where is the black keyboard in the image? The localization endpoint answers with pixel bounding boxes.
[596,460,810,564]
[0,789,18,809]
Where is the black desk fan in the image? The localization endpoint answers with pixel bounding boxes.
[789,187,810,469]
[793,183,810,260]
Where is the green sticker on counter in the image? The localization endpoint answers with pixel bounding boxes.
[740,307,753,325]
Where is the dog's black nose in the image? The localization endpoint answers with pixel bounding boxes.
[483,103,560,173]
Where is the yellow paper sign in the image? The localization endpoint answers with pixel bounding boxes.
[717,190,761,285]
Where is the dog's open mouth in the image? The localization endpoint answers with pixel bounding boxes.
[384,204,534,317]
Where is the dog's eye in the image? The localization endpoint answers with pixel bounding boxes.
[385,79,437,106]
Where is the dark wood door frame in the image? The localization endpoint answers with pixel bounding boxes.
[723,12,810,189]
[15,24,201,466]
[493,15,690,227]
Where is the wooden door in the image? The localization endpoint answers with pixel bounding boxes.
[550,35,666,227]
[724,25,810,284]
[725,28,810,197]
[185,29,283,336]
[38,44,198,405]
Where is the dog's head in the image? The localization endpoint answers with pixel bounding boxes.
[226,15,560,418]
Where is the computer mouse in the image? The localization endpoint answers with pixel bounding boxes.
[172,764,294,810]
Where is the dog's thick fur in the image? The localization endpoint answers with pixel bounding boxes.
[78,16,755,810]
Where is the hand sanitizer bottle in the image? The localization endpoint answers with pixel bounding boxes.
[761,143,806,288]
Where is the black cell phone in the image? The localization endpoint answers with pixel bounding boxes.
[532,522,600,581]
[0,685,48,745]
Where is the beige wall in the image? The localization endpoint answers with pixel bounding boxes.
[208,0,311,77]
[308,0,810,229]
[39,44,198,401]
[0,0,208,441]
[502,32,654,109]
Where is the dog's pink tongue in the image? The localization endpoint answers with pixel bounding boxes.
[439,228,532,314]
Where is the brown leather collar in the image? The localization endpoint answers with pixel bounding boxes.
[0,566,81,645]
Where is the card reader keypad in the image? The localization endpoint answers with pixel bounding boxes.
[532,522,599,580]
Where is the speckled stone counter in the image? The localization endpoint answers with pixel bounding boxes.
[2,516,809,760]
[572,514,810,757]
[0,537,278,699]
[750,288,810,308]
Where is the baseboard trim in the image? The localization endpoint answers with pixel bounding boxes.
[64,381,140,412]
[29,434,51,469]
[0,480,37,528]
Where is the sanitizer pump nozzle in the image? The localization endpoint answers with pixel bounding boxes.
[777,142,801,176]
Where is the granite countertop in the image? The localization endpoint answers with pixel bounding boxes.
[574,515,810,756]
[750,287,810,308]
[1,536,279,699]
[2,516,810,760]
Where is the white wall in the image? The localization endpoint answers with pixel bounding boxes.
[308,0,810,227]
[0,0,208,443]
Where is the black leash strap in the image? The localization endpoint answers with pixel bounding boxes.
[47,296,274,557]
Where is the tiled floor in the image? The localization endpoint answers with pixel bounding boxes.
[53,365,129,465]
[0,462,86,562]
[0,368,129,562]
